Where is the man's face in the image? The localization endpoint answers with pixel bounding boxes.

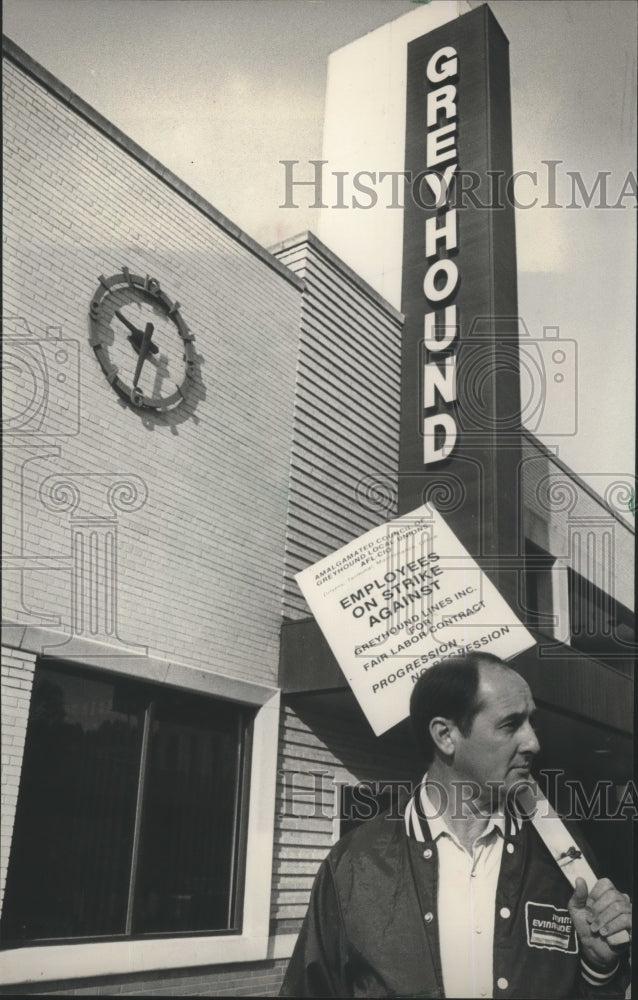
[451,664,540,802]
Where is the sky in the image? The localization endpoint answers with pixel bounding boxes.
[3,0,636,521]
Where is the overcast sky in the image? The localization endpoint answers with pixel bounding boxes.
[3,0,636,521]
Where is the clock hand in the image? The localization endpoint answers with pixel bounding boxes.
[115,309,143,338]
[115,309,159,356]
[133,323,155,387]
[128,331,159,356]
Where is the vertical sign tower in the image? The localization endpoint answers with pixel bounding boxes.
[400,5,522,608]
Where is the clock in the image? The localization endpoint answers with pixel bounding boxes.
[89,269,196,411]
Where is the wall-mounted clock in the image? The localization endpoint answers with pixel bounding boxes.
[89,269,196,411]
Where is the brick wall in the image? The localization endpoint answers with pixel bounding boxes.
[2,38,301,994]
[3,45,301,688]
[271,697,417,940]
[0,647,36,909]
[0,959,289,997]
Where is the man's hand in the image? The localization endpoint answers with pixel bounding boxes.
[568,877,631,969]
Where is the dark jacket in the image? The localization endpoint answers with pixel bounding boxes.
[280,808,630,998]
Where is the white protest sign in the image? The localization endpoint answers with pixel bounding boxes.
[296,503,535,736]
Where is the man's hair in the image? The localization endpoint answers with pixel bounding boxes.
[409,652,507,767]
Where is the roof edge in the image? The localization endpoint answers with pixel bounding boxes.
[270,230,404,324]
[2,35,303,292]
[521,428,635,534]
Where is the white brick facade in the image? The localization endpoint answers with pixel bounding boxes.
[2,38,300,989]
[3,46,301,684]
[0,647,36,908]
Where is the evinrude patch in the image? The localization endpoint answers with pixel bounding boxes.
[525,902,577,953]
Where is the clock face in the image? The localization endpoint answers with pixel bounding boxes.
[89,269,196,411]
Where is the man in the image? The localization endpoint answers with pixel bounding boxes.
[280,653,631,998]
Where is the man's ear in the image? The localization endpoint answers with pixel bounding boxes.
[429,717,457,759]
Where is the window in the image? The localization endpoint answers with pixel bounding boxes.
[567,569,635,676]
[1,660,251,945]
[524,538,555,633]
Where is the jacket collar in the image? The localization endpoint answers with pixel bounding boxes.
[404,773,524,844]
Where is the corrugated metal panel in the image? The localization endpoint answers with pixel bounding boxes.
[269,237,406,935]
[274,235,403,619]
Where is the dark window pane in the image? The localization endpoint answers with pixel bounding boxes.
[568,569,635,675]
[1,664,144,942]
[524,538,554,632]
[132,692,247,934]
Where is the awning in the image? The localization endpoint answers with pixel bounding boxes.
[279,618,632,734]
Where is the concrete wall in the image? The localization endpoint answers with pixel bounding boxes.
[317,0,471,308]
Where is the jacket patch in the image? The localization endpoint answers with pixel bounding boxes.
[525,902,577,953]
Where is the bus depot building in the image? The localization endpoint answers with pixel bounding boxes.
[1,6,634,996]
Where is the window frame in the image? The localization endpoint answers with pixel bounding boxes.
[0,630,280,986]
[523,537,556,635]
[3,661,254,946]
